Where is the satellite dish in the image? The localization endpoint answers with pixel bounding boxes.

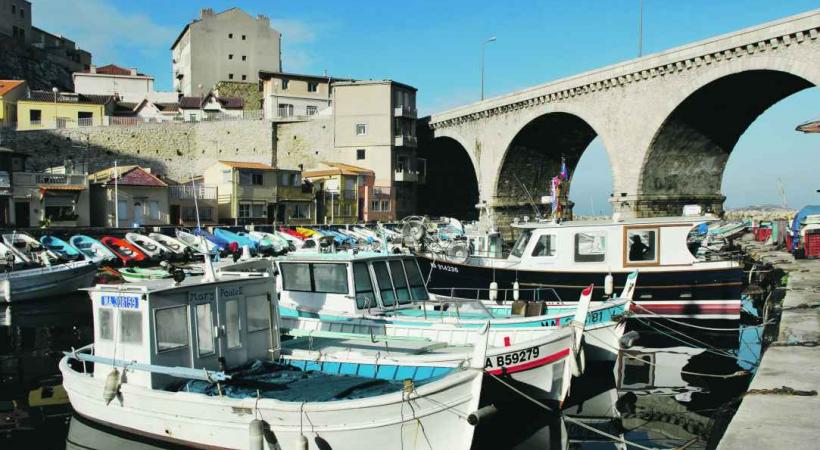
[445,241,469,264]
[401,219,426,244]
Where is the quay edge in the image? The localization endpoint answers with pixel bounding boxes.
[717,240,820,450]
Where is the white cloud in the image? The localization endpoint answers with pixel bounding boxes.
[31,0,177,65]
[269,19,317,44]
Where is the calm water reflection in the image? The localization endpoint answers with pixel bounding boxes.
[0,294,766,450]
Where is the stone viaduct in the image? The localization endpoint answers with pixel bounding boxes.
[426,10,820,221]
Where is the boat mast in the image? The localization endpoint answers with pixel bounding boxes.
[114,160,119,227]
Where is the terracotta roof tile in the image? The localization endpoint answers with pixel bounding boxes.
[89,166,167,187]
[304,161,374,178]
[218,160,274,170]
[0,80,25,97]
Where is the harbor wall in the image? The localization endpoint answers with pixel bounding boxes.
[3,120,275,181]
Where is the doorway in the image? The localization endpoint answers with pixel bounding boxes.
[14,201,29,227]
[133,201,143,225]
[170,205,181,225]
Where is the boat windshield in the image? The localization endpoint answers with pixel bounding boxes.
[510,229,533,258]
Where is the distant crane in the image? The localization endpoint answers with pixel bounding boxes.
[777,178,788,210]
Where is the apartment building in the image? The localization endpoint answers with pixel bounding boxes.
[304,162,373,225]
[74,64,177,103]
[172,8,281,97]
[260,71,349,119]
[16,90,115,130]
[203,160,277,225]
[88,166,169,227]
[13,164,89,227]
[168,176,219,226]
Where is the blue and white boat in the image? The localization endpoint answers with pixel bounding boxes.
[40,235,83,260]
[69,235,117,264]
[60,265,486,450]
[214,228,258,252]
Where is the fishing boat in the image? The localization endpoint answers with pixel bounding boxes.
[70,235,118,264]
[0,258,97,302]
[60,268,486,450]
[100,236,147,265]
[3,232,61,264]
[199,229,231,251]
[175,229,219,254]
[214,228,258,252]
[125,233,173,260]
[416,214,743,320]
[248,230,290,253]
[148,233,192,258]
[39,235,84,260]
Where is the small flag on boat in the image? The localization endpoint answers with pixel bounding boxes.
[551,177,560,215]
[559,158,569,181]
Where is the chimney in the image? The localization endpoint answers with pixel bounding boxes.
[200,8,214,19]
[89,65,97,73]
[129,67,137,76]
[257,14,270,26]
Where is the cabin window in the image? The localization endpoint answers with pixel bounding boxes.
[531,234,557,257]
[389,260,412,303]
[510,229,533,258]
[246,295,270,332]
[99,308,113,340]
[195,303,215,356]
[574,232,607,263]
[225,300,242,349]
[403,259,429,300]
[313,264,348,294]
[281,263,312,291]
[353,262,377,309]
[119,310,143,344]
[373,261,397,307]
[626,228,658,263]
[155,306,189,352]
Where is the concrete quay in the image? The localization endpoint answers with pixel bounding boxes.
[718,240,820,450]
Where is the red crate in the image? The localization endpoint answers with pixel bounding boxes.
[805,230,820,259]
[755,228,772,242]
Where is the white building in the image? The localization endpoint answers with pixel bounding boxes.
[73,64,178,103]
[259,71,347,120]
[171,7,282,97]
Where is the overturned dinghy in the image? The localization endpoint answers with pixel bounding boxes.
[60,269,485,450]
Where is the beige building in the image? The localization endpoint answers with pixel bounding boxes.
[0,80,26,126]
[274,168,313,225]
[88,166,169,227]
[260,71,348,119]
[168,177,219,226]
[172,8,281,97]
[12,165,89,227]
[203,160,277,224]
[303,162,373,225]
[74,64,178,103]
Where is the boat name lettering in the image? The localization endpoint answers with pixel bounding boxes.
[587,310,602,323]
[485,346,540,369]
[100,295,139,309]
[431,263,459,273]
[220,287,243,298]
[189,291,215,303]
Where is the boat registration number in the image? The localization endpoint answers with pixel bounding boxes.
[485,346,540,369]
[100,295,139,309]
[431,262,459,273]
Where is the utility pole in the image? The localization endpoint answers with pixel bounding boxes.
[481,36,496,100]
[638,0,644,57]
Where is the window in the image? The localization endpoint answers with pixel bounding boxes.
[403,259,429,300]
[117,199,128,220]
[119,310,143,344]
[149,201,160,220]
[510,229,533,258]
[307,82,318,92]
[627,229,658,263]
[313,264,348,294]
[242,55,246,61]
[246,295,270,332]
[372,261,396,307]
[195,303,215,356]
[389,260,411,303]
[44,205,75,221]
[280,173,291,186]
[228,54,234,60]
[531,235,557,257]
[99,309,113,340]
[228,73,234,80]
[241,34,246,40]
[29,109,41,124]
[292,204,310,219]
[239,171,264,185]
[241,75,247,81]
[281,263,312,291]
[356,123,367,135]
[78,111,93,126]
[353,263,376,309]
[281,79,289,90]
[278,103,294,117]
[238,203,250,218]
[380,200,390,211]
[356,149,366,160]
[225,300,241,349]
[370,200,381,212]
[155,306,188,352]
[574,232,607,263]
[11,5,15,13]
[228,33,233,39]
[222,169,232,183]
[306,105,318,116]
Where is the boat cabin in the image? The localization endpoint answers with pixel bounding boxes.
[88,272,278,389]
[275,252,429,316]
[507,215,737,273]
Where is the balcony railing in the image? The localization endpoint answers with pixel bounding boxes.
[277,185,313,202]
[0,171,9,189]
[394,105,417,118]
[170,185,217,200]
[13,172,87,186]
[394,169,419,183]
[393,134,418,147]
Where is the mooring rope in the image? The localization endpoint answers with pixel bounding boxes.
[628,305,773,332]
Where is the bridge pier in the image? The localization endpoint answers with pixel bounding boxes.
[611,194,727,218]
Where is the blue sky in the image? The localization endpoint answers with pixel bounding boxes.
[32,0,819,213]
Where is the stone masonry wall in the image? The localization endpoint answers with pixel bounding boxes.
[274,117,334,171]
[5,120,274,181]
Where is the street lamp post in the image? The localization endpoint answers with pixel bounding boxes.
[481,36,496,101]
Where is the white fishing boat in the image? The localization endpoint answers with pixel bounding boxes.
[175,229,218,254]
[125,233,173,260]
[60,268,486,450]
[247,230,289,253]
[2,231,61,264]
[0,258,97,302]
[70,235,118,264]
[148,232,192,258]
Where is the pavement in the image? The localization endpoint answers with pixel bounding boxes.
[718,240,820,450]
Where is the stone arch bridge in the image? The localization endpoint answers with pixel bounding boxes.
[427,10,820,222]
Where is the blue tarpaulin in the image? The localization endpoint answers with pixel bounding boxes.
[790,205,820,251]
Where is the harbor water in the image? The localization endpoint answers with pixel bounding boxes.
[1,291,772,450]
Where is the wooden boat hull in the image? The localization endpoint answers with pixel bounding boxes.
[416,254,743,319]
[60,354,483,450]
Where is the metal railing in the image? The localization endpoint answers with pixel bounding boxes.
[427,286,564,303]
[12,172,87,186]
[169,185,217,200]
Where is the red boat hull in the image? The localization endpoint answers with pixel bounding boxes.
[100,236,147,265]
